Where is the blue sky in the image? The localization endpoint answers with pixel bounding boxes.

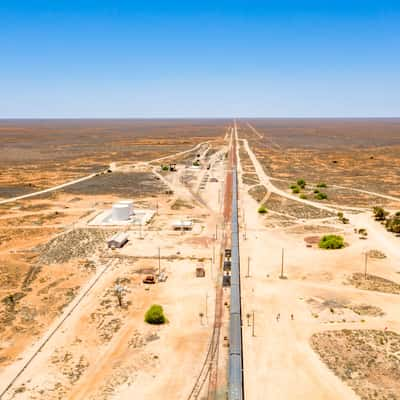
[0,1,399,117]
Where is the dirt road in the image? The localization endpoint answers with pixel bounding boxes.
[236,123,400,400]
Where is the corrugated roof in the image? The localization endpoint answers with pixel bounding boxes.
[108,232,128,243]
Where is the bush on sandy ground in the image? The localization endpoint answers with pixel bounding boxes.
[300,194,308,199]
[319,235,344,249]
[316,182,327,188]
[373,206,388,221]
[145,304,167,324]
[258,205,268,214]
[315,192,328,200]
[297,179,306,189]
[292,187,300,194]
[386,215,400,233]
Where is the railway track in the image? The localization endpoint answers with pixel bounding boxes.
[186,129,233,400]
[228,121,244,400]
[186,282,223,400]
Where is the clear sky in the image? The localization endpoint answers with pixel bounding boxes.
[1,1,399,118]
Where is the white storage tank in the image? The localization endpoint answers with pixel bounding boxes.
[112,204,130,221]
[117,200,134,215]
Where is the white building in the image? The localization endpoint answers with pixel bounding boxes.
[172,220,193,231]
[107,232,129,248]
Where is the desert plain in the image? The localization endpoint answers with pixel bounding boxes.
[0,118,400,399]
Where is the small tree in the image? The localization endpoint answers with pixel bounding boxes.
[300,194,308,199]
[317,183,327,188]
[113,284,128,307]
[258,205,268,214]
[373,206,388,221]
[297,179,306,189]
[145,304,167,324]
[319,235,345,249]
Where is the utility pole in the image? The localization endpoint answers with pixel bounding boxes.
[212,242,215,264]
[205,292,209,325]
[252,311,255,337]
[246,256,251,278]
[280,248,285,279]
[158,247,161,275]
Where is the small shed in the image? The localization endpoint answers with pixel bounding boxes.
[107,232,129,249]
[172,220,193,231]
[196,267,205,277]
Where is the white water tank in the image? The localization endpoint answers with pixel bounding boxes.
[112,204,130,221]
[117,200,134,215]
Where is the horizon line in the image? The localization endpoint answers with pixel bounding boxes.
[0,116,400,120]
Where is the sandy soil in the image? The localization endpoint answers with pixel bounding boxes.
[2,119,400,399]
[237,123,400,399]
[0,127,229,399]
[0,120,227,198]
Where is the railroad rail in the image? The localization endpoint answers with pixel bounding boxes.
[228,127,244,399]
[186,282,222,400]
[186,129,232,400]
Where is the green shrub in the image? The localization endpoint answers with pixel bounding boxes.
[193,160,200,167]
[313,189,319,194]
[289,184,297,189]
[145,304,167,324]
[319,235,345,249]
[161,165,169,171]
[292,187,300,194]
[258,205,268,214]
[297,179,306,189]
[315,192,328,200]
[386,216,400,233]
[373,206,388,221]
[317,183,327,188]
[300,194,308,199]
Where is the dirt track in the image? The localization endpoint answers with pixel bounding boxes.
[237,122,400,399]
